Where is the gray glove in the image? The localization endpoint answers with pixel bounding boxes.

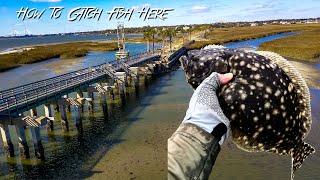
[182,72,233,144]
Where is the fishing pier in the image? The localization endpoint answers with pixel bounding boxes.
[0,40,193,160]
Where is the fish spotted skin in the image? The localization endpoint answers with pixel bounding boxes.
[180,47,315,179]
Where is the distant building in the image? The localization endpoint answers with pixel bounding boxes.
[250,23,258,26]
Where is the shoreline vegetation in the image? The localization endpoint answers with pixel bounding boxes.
[187,24,320,62]
[258,27,320,62]
[1,24,319,72]
[126,37,162,43]
[0,41,119,72]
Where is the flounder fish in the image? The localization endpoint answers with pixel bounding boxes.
[179,44,315,179]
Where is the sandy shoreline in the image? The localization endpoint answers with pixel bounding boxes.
[0,47,34,55]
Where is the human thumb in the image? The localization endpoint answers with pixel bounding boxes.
[219,73,233,85]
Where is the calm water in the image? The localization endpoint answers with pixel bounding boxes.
[314,63,320,69]
[0,32,319,179]
[225,32,299,50]
[0,34,142,52]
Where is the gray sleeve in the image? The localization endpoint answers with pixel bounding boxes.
[168,123,221,180]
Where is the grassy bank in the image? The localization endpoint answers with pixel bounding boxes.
[187,24,320,50]
[0,41,119,72]
[126,37,162,43]
[258,27,320,62]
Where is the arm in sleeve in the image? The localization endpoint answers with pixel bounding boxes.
[168,123,221,180]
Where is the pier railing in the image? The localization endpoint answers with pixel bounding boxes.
[0,51,160,116]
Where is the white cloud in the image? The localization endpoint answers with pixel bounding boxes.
[28,20,39,23]
[132,4,151,10]
[132,6,139,10]
[29,0,61,2]
[142,4,151,7]
[191,5,210,13]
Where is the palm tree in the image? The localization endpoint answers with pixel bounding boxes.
[167,29,177,52]
[180,29,187,44]
[187,28,193,40]
[143,31,151,52]
[149,28,157,54]
[158,28,167,50]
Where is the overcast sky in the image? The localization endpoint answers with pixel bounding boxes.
[0,0,319,36]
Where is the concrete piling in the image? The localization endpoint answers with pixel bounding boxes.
[129,66,140,90]
[101,93,107,107]
[63,95,71,112]
[88,91,94,100]
[133,77,139,89]
[125,78,129,87]
[88,100,94,113]
[30,108,37,117]
[101,95,108,114]
[144,74,148,87]
[59,105,69,131]
[44,104,54,131]
[0,124,14,157]
[15,125,30,159]
[30,127,44,160]
[119,83,125,100]
[74,106,83,133]
[110,88,115,100]
[54,103,60,112]
[76,91,84,112]
[87,91,94,112]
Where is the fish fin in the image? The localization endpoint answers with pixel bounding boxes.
[291,142,315,179]
[179,56,188,71]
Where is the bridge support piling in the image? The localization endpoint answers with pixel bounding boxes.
[144,74,148,87]
[119,83,125,100]
[63,95,71,112]
[88,91,94,100]
[15,125,30,159]
[101,93,107,107]
[54,103,60,112]
[59,105,69,131]
[44,104,54,131]
[124,76,130,87]
[0,124,14,157]
[88,99,94,113]
[100,92,108,113]
[128,76,133,87]
[74,106,83,133]
[110,88,115,100]
[30,108,37,117]
[134,77,139,89]
[76,91,84,112]
[87,91,94,112]
[30,127,44,160]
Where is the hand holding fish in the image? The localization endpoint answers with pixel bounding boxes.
[182,72,233,144]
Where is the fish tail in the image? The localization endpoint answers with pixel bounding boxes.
[291,142,315,179]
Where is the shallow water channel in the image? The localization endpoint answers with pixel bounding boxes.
[0,32,319,179]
